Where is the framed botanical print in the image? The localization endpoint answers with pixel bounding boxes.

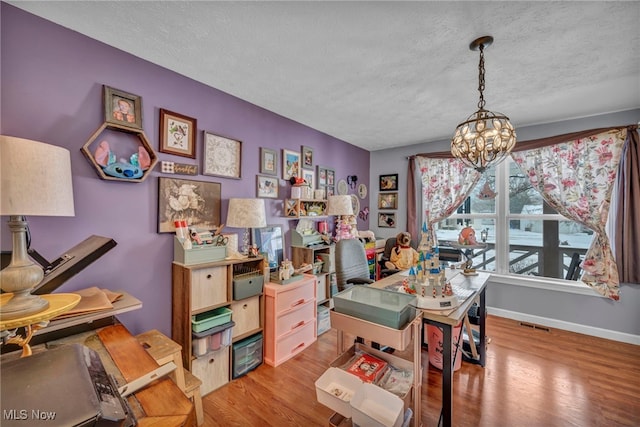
[103,85,142,129]
[256,175,279,198]
[379,173,398,191]
[202,131,242,179]
[157,177,221,233]
[282,149,300,180]
[159,108,197,158]
[301,145,313,170]
[260,147,278,176]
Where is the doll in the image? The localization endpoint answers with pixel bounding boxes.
[386,232,419,270]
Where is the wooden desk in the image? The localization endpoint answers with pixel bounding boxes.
[370,270,490,427]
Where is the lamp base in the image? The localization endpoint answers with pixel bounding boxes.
[0,291,49,321]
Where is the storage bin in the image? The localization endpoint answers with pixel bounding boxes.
[232,272,264,300]
[426,322,463,371]
[333,287,416,329]
[191,307,232,333]
[232,333,263,379]
[351,383,404,427]
[174,236,227,265]
[315,367,363,418]
[192,320,235,356]
[317,305,331,335]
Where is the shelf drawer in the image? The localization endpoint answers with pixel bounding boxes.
[230,296,260,338]
[274,300,315,339]
[191,346,230,396]
[273,320,316,366]
[191,266,228,312]
[273,281,315,314]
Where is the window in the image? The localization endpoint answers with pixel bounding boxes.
[431,158,593,280]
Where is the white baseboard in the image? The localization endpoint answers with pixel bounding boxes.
[488,306,640,346]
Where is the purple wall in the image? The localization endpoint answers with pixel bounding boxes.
[0,4,370,336]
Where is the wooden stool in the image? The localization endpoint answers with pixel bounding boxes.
[136,329,204,426]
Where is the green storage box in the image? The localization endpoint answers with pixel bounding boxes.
[174,236,226,265]
[191,307,232,333]
[333,286,416,329]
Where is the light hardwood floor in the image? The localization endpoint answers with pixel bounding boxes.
[202,315,640,426]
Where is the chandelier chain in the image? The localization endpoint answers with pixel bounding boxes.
[477,44,486,110]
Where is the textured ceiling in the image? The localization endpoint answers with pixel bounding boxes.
[7,1,640,151]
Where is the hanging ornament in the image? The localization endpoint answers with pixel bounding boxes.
[478,180,497,200]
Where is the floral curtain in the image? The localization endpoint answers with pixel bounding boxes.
[416,156,482,243]
[510,129,627,300]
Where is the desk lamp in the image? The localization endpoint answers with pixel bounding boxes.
[0,136,75,320]
[226,198,267,255]
[327,195,354,241]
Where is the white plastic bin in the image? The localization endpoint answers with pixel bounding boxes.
[351,383,404,427]
[315,367,363,418]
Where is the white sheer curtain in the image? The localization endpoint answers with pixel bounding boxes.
[510,128,627,299]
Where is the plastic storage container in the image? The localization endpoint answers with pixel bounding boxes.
[315,367,363,418]
[317,305,331,335]
[191,307,232,333]
[351,383,404,427]
[333,287,416,329]
[192,320,235,356]
[232,273,264,300]
[426,322,463,371]
[232,333,263,379]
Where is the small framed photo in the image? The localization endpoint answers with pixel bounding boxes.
[159,108,197,158]
[157,177,221,233]
[379,173,398,191]
[256,175,279,198]
[203,131,242,179]
[302,169,315,189]
[260,147,278,176]
[317,166,327,186]
[378,192,398,209]
[302,145,314,170]
[282,149,300,180]
[104,85,142,129]
[378,212,396,228]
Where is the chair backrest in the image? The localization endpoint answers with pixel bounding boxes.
[335,238,370,290]
[566,252,582,280]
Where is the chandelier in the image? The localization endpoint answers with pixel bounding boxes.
[451,36,516,172]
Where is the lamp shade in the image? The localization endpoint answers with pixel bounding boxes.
[327,195,353,216]
[0,136,75,216]
[226,198,267,228]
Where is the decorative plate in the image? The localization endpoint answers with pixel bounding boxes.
[337,179,348,195]
[358,183,367,199]
[350,194,360,217]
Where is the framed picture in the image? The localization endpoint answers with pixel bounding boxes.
[256,175,279,198]
[378,212,396,228]
[203,131,242,179]
[159,108,197,158]
[260,147,278,176]
[302,169,315,189]
[378,192,398,209]
[379,173,398,191]
[103,85,142,129]
[282,149,300,180]
[301,145,314,170]
[157,177,221,233]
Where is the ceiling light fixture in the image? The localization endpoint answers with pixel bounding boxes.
[451,36,516,172]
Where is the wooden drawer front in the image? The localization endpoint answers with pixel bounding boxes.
[191,266,228,312]
[230,296,260,338]
[274,321,316,365]
[275,281,315,314]
[191,346,229,396]
[275,300,315,339]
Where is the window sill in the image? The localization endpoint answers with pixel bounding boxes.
[486,272,605,298]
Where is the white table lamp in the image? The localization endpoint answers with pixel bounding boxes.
[0,136,75,320]
[226,198,267,255]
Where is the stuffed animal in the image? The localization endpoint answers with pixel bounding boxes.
[94,140,151,179]
[458,226,478,246]
[386,232,419,270]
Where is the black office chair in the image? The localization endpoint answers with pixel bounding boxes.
[378,237,416,278]
[335,238,374,291]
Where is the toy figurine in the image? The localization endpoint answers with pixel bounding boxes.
[458,226,478,246]
[385,232,419,270]
[94,140,151,179]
